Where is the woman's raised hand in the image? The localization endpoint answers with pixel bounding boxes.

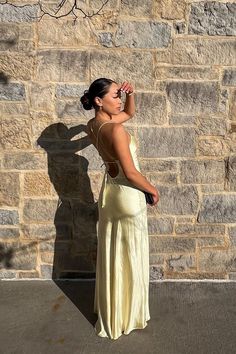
[118,81,134,95]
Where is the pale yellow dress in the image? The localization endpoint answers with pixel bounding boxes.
[91,121,150,340]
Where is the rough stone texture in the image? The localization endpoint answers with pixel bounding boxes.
[138,127,196,157]
[166,82,219,114]
[189,2,236,36]
[91,50,154,90]
[36,50,89,82]
[0,1,235,279]
[180,159,225,184]
[0,209,19,225]
[198,194,236,223]
[0,82,25,100]
[0,172,20,207]
[113,21,171,48]
[0,3,39,22]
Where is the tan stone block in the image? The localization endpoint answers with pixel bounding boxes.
[229,89,236,121]
[41,252,54,263]
[155,65,219,81]
[29,82,54,111]
[199,249,236,272]
[172,38,236,65]
[1,117,31,149]
[0,102,29,116]
[0,172,20,207]
[0,52,35,81]
[38,18,98,47]
[153,0,187,20]
[165,271,227,279]
[30,111,55,143]
[24,172,52,196]
[197,137,230,157]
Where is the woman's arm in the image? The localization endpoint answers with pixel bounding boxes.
[111,81,135,124]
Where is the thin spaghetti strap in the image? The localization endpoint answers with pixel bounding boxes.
[96,121,114,150]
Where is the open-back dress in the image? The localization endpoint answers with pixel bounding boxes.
[89,121,150,340]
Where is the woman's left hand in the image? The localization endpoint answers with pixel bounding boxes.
[118,81,134,95]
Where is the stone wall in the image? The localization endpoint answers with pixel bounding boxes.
[0,0,236,280]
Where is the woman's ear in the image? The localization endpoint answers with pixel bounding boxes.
[94,96,102,107]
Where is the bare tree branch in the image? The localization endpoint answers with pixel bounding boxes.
[0,0,111,24]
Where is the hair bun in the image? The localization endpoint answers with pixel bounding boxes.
[80,90,93,110]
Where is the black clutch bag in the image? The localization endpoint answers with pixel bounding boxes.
[143,191,154,205]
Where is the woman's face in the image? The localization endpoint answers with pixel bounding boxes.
[99,82,122,115]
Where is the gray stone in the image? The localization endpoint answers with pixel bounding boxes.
[23,199,59,222]
[222,69,236,86]
[148,217,174,235]
[198,194,236,223]
[0,3,39,22]
[56,84,88,98]
[228,226,236,247]
[0,209,19,225]
[175,224,225,236]
[98,32,113,47]
[55,99,93,120]
[201,184,225,193]
[3,152,47,170]
[174,21,186,34]
[21,224,56,240]
[36,50,89,82]
[149,254,165,265]
[0,228,19,238]
[0,242,37,270]
[197,237,226,248]
[0,82,25,100]
[155,65,219,81]
[226,156,236,191]
[197,118,228,136]
[140,159,177,172]
[0,24,19,51]
[199,249,236,272]
[114,21,171,48]
[120,0,152,17]
[189,2,236,36]
[135,92,167,125]
[41,264,53,279]
[166,82,219,114]
[0,270,16,279]
[150,266,164,280]
[150,236,196,253]
[180,159,225,184]
[138,127,196,157]
[169,116,196,125]
[91,50,154,90]
[166,254,196,271]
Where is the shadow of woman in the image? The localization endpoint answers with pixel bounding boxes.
[37,122,99,326]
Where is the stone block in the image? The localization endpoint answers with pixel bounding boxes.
[120,0,152,17]
[113,21,171,48]
[0,102,29,116]
[172,38,236,65]
[150,266,164,280]
[197,237,226,248]
[23,199,59,222]
[197,137,230,157]
[226,156,236,191]
[148,217,174,235]
[153,0,187,20]
[222,69,236,86]
[38,18,97,47]
[0,172,20,207]
[229,89,236,120]
[166,254,196,272]
[150,236,196,253]
[24,172,52,196]
[175,224,225,236]
[91,50,154,90]
[1,117,31,149]
[55,84,87,98]
[29,82,54,111]
[0,241,37,270]
[228,226,236,247]
[198,194,236,223]
[135,92,167,125]
[0,82,25,100]
[36,50,89,82]
[41,264,53,279]
[0,24,19,51]
[0,209,19,225]
[0,270,16,279]
[155,65,219,81]
[0,228,19,239]
[166,81,219,114]
[189,2,236,36]
[138,127,196,157]
[19,271,39,278]
[199,249,236,272]
[155,185,199,215]
[3,152,47,170]
[197,117,228,136]
[0,3,39,22]
[149,254,165,265]
[180,159,225,184]
[0,52,35,81]
[140,159,177,172]
[169,115,196,125]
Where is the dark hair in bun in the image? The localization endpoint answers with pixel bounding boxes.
[80,78,116,111]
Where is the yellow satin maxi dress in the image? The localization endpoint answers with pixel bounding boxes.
[93,122,150,340]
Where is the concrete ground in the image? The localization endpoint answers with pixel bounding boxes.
[0,280,235,354]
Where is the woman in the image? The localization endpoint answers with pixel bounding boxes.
[80,78,159,340]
